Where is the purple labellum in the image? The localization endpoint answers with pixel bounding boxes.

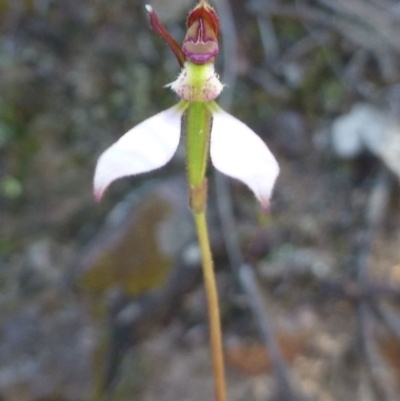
[182,18,219,65]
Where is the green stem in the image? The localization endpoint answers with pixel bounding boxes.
[185,101,227,401]
[193,205,227,401]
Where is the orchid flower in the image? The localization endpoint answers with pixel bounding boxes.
[94,0,279,211]
[93,3,280,399]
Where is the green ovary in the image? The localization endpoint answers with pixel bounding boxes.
[184,101,213,188]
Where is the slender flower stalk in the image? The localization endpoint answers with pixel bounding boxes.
[194,208,226,401]
[93,2,279,400]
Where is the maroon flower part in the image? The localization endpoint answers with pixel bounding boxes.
[183,0,219,64]
[146,0,219,66]
[145,5,186,67]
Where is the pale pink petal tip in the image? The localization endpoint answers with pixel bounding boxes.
[210,108,279,209]
[261,201,270,214]
[94,187,104,203]
[93,106,182,201]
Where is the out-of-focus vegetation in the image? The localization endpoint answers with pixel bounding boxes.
[1,1,400,400]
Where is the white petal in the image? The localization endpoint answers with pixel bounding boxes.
[210,108,279,210]
[94,105,183,201]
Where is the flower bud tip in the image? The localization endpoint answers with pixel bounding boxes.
[145,5,153,13]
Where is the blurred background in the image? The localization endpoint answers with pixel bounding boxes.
[1,0,400,400]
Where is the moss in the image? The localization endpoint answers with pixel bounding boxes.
[78,195,174,297]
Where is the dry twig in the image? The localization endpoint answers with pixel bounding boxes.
[354,169,394,401]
